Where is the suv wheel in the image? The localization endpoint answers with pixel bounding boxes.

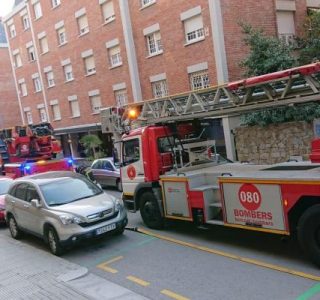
[46,227,64,256]
[8,216,22,239]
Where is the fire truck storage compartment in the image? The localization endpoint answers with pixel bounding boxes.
[187,172,222,223]
[162,180,190,218]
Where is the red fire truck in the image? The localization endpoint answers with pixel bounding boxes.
[101,63,320,267]
[0,123,70,178]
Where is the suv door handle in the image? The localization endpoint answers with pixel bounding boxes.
[10,200,15,204]
[23,204,29,208]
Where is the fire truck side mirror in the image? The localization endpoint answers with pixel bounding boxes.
[31,199,42,208]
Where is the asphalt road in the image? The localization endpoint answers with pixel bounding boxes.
[2,188,319,300]
[64,188,320,300]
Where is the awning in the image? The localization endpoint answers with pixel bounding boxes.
[54,123,102,135]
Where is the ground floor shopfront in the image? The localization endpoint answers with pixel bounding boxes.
[53,123,113,159]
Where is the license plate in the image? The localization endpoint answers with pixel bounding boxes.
[96,223,116,235]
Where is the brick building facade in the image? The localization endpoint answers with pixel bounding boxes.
[2,0,319,158]
[0,20,21,128]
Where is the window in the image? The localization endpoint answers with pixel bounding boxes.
[70,100,80,117]
[114,89,128,107]
[33,77,42,92]
[33,2,42,19]
[184,15,204,44]
[26,111,33,124]
[152,80,168,98]
[64,64,73,81]
[57,27,67,45]
[51,103,61,120]
[46,71,55,87]
[90,95,102,114]
[39,108,47,122]
[52,0,61,8]
[141,0,156,8]
[26,186,40,202]
[190,70,210,90]
[39,36,49,54]
[22,15,30,30]
[123,138,140,166]
[277,11,295,45]
[19,82,27,96]
[27,46,36,62]
[109,45,122,67]
[101,1,115,23]
[146,31,162,56]
[77,15,89,35]
[13,53,22,68]
[84,56,96,75]
[9,24,16,38]
[13,183,28,200]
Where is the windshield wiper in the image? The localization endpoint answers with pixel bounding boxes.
[69,194,94,202]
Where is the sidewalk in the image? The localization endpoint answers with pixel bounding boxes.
[0,229,149,300]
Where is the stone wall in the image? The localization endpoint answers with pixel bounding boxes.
[234,121,314,164]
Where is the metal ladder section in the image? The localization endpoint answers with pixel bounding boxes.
[101,63,320,134]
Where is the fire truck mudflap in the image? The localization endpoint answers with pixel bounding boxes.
[220,180,286,232]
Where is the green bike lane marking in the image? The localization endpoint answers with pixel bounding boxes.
[296,283,320,300]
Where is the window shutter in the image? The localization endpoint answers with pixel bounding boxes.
[102,1,114,20]
[71,101,80,117]
[85,56,95,70]
[78,15,88,30]
[40,37,48,53]
[184,15,203,33]
[91,96,102,112]
[53,104,61,119]
[109,45,120,56]
[276,11,295,35]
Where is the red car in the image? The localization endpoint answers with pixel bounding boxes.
[0,177,13,223]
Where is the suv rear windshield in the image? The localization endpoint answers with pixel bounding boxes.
[40,177,102,206]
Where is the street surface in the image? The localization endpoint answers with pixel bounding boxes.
[0,188,319,300]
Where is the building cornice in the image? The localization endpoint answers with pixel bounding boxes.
[3,1,26,22]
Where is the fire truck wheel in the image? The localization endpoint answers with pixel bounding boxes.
[8,215,22,240]
[140,191,164,229]
[46,227,64,256]
[297,204,320,267]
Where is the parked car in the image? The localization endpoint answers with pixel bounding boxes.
[91,158,122,191]
[5,171,127,255]
[71,157,92,173]
[0,177,13,223]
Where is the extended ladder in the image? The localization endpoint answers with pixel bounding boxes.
[101,63,320,134]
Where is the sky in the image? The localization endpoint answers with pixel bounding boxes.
[0,0,15,17]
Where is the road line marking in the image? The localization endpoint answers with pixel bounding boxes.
[126,275,150,287]
[137,228,320,282]
[161,289,190,300]
[296,283,320,300]
[96,256,123,274]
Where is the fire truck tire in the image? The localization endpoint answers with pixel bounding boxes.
[297,204,320,267]
[140,191,164,229]
[8,215,22,240]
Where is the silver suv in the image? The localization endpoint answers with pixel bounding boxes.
[5,171,127,255]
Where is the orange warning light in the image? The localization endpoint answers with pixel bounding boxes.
[284,199,288,207]
[128,108,138,119]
